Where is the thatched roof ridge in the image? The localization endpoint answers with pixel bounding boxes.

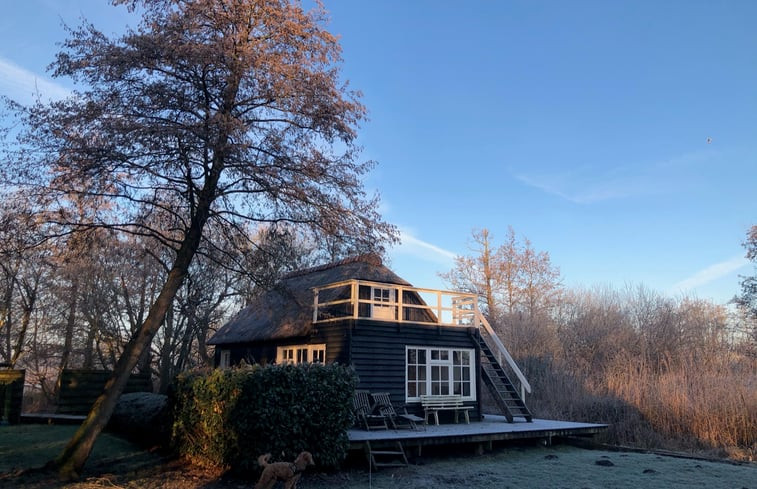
[282,253,383,280]
[208,254,412,345]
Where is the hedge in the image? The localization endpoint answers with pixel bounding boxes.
[171,363,357,471]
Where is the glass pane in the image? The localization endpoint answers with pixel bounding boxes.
[408,366,416,381]
[463,367,470,381]
[418,350,426,363]
[454,367,461,381]
[432,383,440,395]
[431,366,439,381]
[441,368,449,381]
[453,351,461,364]
[408,349,416,364]
[419,368,426,381]
[408,383,416,398]
[462,351,470,363]
[431,350,439,360]
[454,383,461,395]
[439,350,449,361]
[463,384,470,396]
[440,384,449,395]
[419,383,427,395]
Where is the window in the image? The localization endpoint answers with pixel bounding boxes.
[276,344,326,364]
[371,287,395,320]
[219,349,231,369]
[405,346,475,401]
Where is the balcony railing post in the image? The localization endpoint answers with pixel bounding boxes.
[351,281,358,319]
[397,285,404,322]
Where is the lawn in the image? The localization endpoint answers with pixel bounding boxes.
[1,425,755,489]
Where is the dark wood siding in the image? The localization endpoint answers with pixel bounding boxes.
[213,319,482,421]
[349,320,481,420]
[215,322,350,367]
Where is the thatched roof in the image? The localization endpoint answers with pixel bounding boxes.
[208,254,412,345]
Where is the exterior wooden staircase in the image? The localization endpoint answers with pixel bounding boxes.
[364,440,408,470]
[476,331,533,423]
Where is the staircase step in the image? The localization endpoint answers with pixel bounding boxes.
[371,450,404,455]
[479,335,533,424]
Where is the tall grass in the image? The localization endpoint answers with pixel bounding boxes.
[524,353,757,460]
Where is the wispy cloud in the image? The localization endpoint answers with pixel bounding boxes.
[514,151,712,204]
[393,229,457,264]
[0,57,70,105]
[670,255,749,292]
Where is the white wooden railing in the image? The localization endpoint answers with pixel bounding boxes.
[312,280,531,399]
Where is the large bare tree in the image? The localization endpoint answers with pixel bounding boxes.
[2,0,395,478]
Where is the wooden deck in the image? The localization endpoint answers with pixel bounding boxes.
[349,415,607,451]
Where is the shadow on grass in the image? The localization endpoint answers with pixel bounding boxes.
[0,424,163,487]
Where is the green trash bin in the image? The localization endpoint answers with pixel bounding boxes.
[0,369,25,425]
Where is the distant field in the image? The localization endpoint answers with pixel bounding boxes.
[1,425,755,489]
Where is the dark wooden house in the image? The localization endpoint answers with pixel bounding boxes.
[208,254,533,423]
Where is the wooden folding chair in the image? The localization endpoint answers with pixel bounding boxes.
[352,390,388,430]
[371,392,424,430]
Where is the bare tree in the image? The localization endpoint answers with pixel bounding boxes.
[2,0,396,478]
[440,227,562,351]
[439,228,501,318]
[734,225,757,354]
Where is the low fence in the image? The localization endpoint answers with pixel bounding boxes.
[57,369,152,415]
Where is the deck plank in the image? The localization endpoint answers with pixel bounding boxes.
[349,415,607,448]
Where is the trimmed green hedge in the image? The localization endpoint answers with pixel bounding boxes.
[171,363,357,471]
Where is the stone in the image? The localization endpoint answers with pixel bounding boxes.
[109,392,170,448]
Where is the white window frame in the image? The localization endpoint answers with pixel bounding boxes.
[276,344,326,365]
[219,349,231,369]
[405,346,476,402]
[371,287,396,320]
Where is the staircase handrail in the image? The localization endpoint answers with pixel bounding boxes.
[477,312,532,397]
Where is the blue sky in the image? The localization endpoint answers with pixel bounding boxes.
[1,1,755,305]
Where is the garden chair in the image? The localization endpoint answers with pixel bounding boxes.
[352,390,388,430]
[371,392,424,430]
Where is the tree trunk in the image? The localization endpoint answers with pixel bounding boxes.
[1,270,14,363]
[10,276,38,367]
[54,247,193,479]
[82,317,99,369]
[58,278,79,373]
[53,163,223,479]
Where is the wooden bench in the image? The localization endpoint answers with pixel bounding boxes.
[420,394,472,425]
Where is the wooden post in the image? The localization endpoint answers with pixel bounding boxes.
[351,281,358,319]
[397,285,403,322]
[312,288,319,323]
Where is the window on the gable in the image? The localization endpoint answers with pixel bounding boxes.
[276,344,326,365]
[219,349,231,369]
[371,287,396,320]
[405,346,475,402]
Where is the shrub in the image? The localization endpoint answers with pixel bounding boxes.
[171,363,357,472]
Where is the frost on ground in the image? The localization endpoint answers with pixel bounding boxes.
[2,444,755,489]
[304,445,757,489]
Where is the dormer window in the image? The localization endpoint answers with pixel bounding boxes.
[371,286,396,320]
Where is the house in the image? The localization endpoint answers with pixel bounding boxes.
[207,254,532,423]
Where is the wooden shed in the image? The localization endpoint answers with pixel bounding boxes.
[208,254,533,423]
